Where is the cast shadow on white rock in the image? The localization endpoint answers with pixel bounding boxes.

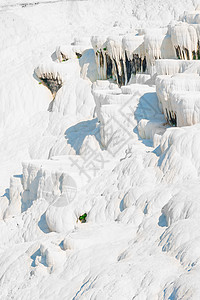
[38,212,50,234]
[65,118,101,154]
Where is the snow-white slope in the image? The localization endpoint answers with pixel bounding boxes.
[2,0,200,299]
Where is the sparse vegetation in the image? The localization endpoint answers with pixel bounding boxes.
[76,53,82,59]
[79,213,87,223]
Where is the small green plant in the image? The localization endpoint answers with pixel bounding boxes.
[79,213,87,223]
[103,47,107,51]
[39,82,42,84]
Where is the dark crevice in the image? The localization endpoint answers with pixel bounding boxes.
[175,44,200,60]
[38,73,63,98]
[142,56,147,72]
[184,48,189,60]
[165,108,177,126]
[60,52,69,61]
[175,46,181,59]
[100,51,104,67]
[106,53,113,78]
[120,58,125,86]
[75,52,82,59]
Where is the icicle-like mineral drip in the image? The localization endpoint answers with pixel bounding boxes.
[91,36,108,80]
[106,35,127,86]
[35,60,80,98]
[144,29,176,74]
[91,34,146,86]
[91,28,176,85]
[170,22,198,60]
[156,73,200,126]
[122,34,145,84]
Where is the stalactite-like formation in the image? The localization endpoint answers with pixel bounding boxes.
[38,74,63,98]
[169,7,200,61]
[91,35,147,86]
[165,109,177,126]
[91,7,200,88]
[35,64,64,98]
[170,22,199,60]
[91,31,175,86]
[91,7,200,128]
[156,74,200,127]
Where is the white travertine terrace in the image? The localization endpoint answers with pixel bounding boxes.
[90,7,200,92]
[92,80,165,150]
[156,59,200,75]
[4,1,200,299]
[91,28,177,86]
[56,45,77,62]
[156,73,200,126]
[91,34,147,86]
[159,123,200,182]
[35,59,95,119]
[170,22,198,60]
[35,59,80,88]
[56,37,92,62]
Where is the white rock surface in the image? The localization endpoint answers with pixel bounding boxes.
[2,1,200,299]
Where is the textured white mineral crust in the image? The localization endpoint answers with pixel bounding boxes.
[2,0,200,299]
[156,73,200,126]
